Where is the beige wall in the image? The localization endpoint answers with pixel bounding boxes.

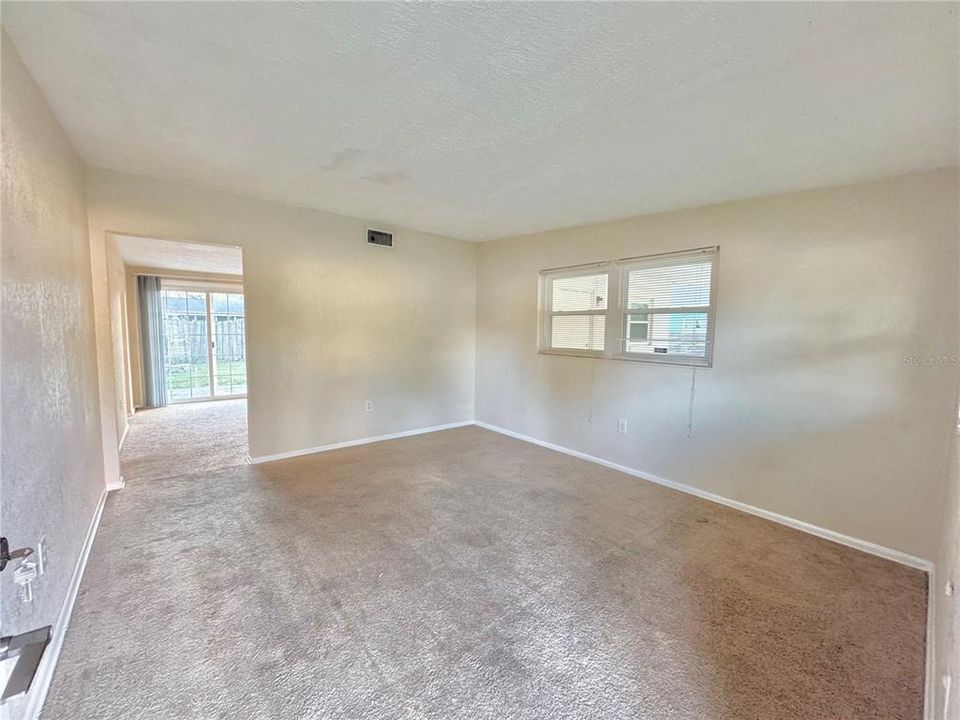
[85,169,476,459]
[934,438,960,719]
[105,235,128,445]
[0,31,105,717]
[87,201,122,487]
[476,169,959,561]
[932,213,960,719]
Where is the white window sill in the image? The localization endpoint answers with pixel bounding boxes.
[538,349,711,368]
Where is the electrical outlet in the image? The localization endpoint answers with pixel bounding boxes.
[617,419,628,434]
[14,560,38,603]
[364,400,373,412]
[946,580,955,597]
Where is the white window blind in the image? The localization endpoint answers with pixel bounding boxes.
[544,271,609,352]
[621,252,714,361]
[538,247,717,366]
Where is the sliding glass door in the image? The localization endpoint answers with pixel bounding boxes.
[161,286,246,402]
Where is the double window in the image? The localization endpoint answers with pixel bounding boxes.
[538,247,718,366]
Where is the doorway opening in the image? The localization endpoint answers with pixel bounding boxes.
[112,234,250,482]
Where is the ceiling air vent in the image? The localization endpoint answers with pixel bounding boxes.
[367,229,393,248]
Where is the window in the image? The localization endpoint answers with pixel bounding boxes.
[543,270,609,353]
[538,247,717,366]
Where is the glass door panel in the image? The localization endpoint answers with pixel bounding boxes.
[210,292,247,397]
[161,289,211,402]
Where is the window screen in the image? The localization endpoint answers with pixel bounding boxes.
[539,247,717,366]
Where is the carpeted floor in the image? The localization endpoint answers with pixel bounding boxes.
[120,399,249,482]
[44,426,926,719]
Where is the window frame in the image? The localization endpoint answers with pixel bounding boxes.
[538,263,611,358]
[538,247,718,367]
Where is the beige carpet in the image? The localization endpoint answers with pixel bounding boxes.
[46,426,926,719]
[120,399,249,482]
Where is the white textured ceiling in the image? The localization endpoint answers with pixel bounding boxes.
[3,3,958,240]
[115,235,243,276]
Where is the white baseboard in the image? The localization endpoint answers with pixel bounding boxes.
[251,417,932,571]
[473,421,933,572]
[925,568,937,720]
[473,420,939,717]
[13,419,937,718]
[106,476,125,492]
[249,421,475,464]
[117,423,129,452]
[20,482,119,719]
[251,418,936,713]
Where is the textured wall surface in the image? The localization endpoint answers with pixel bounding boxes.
[85,169,476,460]
[0,30,104,715]
[932,213,960,719]
[114,235,243,276]
[2,3,957,240]
[476,170,959,561]
[934,438,960,719]
[105,236,128,446]
[87,197,122,489]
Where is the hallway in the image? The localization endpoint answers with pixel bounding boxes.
[120,399,249,483]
